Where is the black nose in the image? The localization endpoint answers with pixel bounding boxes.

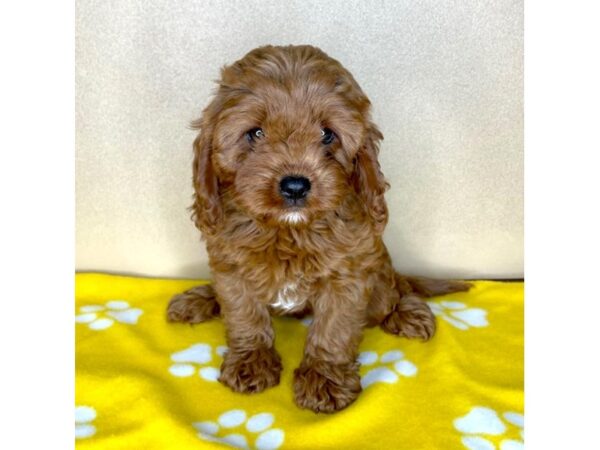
[279,176,311,201]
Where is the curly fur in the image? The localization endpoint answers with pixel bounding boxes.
[167,45,471,413]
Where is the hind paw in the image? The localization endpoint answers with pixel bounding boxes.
[380,295,436,340]
[167,285,220,324]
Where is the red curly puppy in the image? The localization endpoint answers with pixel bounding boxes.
[167,45,470,413]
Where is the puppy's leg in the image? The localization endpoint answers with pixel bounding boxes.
[216,278,282,394]
[375,273,470,340]
[379,293,437,340]
[167,284,220,323]
[369,271,435,340]
[294,279,365,413]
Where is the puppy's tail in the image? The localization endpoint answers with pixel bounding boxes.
[396,274,472,298]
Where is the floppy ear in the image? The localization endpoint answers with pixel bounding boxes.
[351,124,389,234]
[191,106,222,235]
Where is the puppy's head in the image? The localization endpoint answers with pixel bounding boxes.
[192,45,388,234]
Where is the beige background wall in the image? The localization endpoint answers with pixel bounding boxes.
[76,0,523,280]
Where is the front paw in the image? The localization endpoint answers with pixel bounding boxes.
[219,347,282,394]
[293,359,361,413]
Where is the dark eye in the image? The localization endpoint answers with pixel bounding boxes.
[246,128,264,143]
[321,128,335,145]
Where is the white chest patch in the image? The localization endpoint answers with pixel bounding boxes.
[271,283,302,312]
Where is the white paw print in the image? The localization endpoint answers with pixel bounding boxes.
[75,300,143,330]
[454,406,524,450]
[195,409,284,449]
[75,405,96,439]
[427,300,488,330]
[358,349,418,388]
[168,343,227,381]
[300,316,313,327]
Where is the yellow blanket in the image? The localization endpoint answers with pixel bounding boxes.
[75,273,523,450]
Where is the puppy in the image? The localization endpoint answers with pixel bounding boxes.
[168,45,470,413]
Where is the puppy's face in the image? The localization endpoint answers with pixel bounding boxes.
[193,46,387,232]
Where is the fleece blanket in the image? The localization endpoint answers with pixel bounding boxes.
[75,273,524,450]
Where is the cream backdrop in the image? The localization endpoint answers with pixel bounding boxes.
[76,0,523,280]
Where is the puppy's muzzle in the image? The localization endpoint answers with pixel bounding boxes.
[279,176,311,205]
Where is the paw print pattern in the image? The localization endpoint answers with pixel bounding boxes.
[75,300,143,330]
[427,300,488,330]
[168,343,228,381]
[194,409,284,449]
[300,316,313,327]
[454,406,524,450]
[75,405,96,439]
[358,349,418,388]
